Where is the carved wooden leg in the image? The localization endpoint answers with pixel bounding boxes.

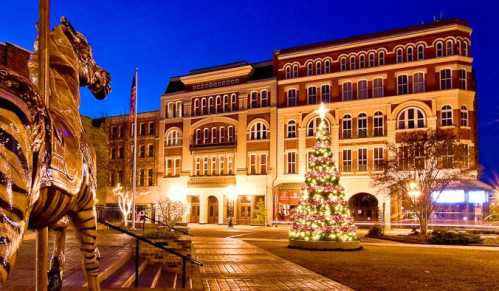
[70,200,101,291]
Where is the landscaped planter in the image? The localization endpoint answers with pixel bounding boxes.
[289,239,362,251]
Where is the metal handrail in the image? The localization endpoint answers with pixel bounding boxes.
[141,214,189,235]
[99,219,202,288]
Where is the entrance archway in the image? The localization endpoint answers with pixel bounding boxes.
[349,193,379,222]
[208,196,219,224]
[189,196,200,223]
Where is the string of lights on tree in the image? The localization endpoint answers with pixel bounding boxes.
[289,103,358,242]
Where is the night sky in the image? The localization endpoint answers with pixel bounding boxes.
[2,0,498,181]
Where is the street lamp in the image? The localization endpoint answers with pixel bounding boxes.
[227,185,237,227]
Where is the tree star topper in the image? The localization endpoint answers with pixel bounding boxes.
[316,103,329,120]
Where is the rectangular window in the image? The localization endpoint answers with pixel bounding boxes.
[250,91,259,108]
[321,85,330,103]
[139,169,145,187]
[373,114,384,137]
[211,157,217,176]
[397,75,409,95]
[260,154,268,175]
[148,169,154,186]
[261,90,269,107]
[374,147,384,171]
[308,86,317,104]
[219,156,225,175]
[287,89,297,106]
[358,148,367,172]
[203,157,209,176]
[174,159,180,176]
[440,69,452,90]
[140,123,145,136]
[372,78,384,97]
[443,144,454,169]
[227,126,234,143]
[249,154,257,175]
[342,150,352,172]
[148,144,154,157]
[168,103,174,118]
[228,156,234,175]
[176,101,183,118]
[219,127,225,143]
[413,73,425,93]
[357,80,368,99]
[342,82,353,100]
[195,158,201,176]
[148,122,155,135]
[459,69,467,90]
[166,159,173,176]
[287,152,296,174]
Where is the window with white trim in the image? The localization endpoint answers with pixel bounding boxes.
[436,41,444,57]
[406,47,414,62]
[349,56,356,70]
[373,111,384,136]
[397,75,409,95]
[260,153,268,175]
[211,127,217,144]
[358,148,367,171]
[342,149,352,172]
[195,157,201,176]
[359,54,366,68]
[166,129,181,146]
[413,72,425,93]
[201,98,207,115]
[368,52,376,67]
[441,105,453,126]
[208,96,214,114]
[286,152,296,174]
[460,106,469,127]
[228,126,235,143]
[358,113,367,137]
[307,117,330,136]
[249,154,257,175]
[223,94,229,112]
[250,91,259,108]
[211,157,217,175]
[342,82,353,100]
[440,69,452,90]
[398,108,425,129]
[373,78,384,97]
[315,62,322,75]
[307,86,317,104]
[203,157,209,176]
[446,40,454,56]
[307,62,314,76]
[463,42,469,56]
[193,99,200,116]
[342,114,352,138]
[292,64,299,78]
[261,90,269,107]
[165,158,181,177]
[147,169,154,186]
[285,66,292,79]
[287,89,297,106]
[417,44,425,60]
[215,96,221,113]
[324,60,331,74]
[340,57,347,71]
[231,93,237,111]
[195,129,201,144]
[287,120,296,138]
[374,147,384,171]
[219,156,225,175]
[396,48,404,63]
[249,122,268,140]
[228,155,234,175]
[378,51,385,65]
[459,69,467,90]
[357,80,368,99]
[321,85,330,103]
[219,126,226,143]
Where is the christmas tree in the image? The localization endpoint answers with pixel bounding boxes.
[289,104,358,242]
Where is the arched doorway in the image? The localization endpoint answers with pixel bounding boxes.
[349,193,379,222]
[189,196,200,223]
[208,196,219,224]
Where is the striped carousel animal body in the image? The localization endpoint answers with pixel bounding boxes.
[0,17,110,291]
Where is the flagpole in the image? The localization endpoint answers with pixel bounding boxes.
[132,68,138,229]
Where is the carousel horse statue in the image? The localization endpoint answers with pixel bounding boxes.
[0,17,111,290]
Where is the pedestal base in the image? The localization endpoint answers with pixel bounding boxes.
[289,239,362,251]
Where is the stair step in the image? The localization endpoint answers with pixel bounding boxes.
[137,263,159,288]
[155,268,178,289]
[101,257,146,288]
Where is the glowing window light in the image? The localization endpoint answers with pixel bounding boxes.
[468,191,488,204]
[432,190,465,203]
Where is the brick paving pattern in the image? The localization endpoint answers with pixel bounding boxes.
[191,237,351,291]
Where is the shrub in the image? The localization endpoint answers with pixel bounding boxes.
[429,230,482,245]
[367,224,384,238]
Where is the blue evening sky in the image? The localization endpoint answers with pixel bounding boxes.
[1,0,498,180]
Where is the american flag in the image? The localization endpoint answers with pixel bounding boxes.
[129,72,137,123]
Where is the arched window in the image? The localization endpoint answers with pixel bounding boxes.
[307,62,314,76]
[368,52,376,67]
[377,51,385,65]
[373,111,384,136]
[315,61,322,75]
[396,48,404,63]
[166,129,181,146]
[203,128,210,144]
[359,54,366,68]
[231,93,237,111]
[285,66,292,79]
[249,121,269,140]
[417,44,425,60]
[342,114,352,138]
[349,55,356,70]
[340,57,347,71]
[193,99,200,116]
[358,113,368,137]
[208,96,215,114]
[307,117,330,136]
[323,60,331,74]
[460,106,469,127]
[436,41,444,57]
[446,40,454,56]
[287,120,296,138]
[397,107,426,129]
[227,126,235,142]
[441,105,453,126]
[463,41,469,56]
[201,97,207,114]
[457,41,462,56]
[195,129,201,144]
[215,95,222,113]
[406,47,414,62]
[211,127,217,143]
[223,94,229,112]
[292,64,299,77]
[219,126,226,143]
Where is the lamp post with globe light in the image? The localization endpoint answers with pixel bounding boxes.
[227,185,237,227]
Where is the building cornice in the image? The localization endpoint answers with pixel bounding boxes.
[180,65,253,85]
